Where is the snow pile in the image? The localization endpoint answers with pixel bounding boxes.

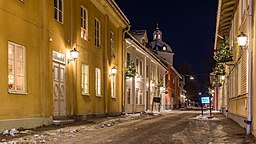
[191,115,219,120]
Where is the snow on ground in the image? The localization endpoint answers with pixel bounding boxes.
[0,111,163,144]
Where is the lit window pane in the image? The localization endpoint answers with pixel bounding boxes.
[8,42,25,93]
[16,76,24,91]
[16,61,23,76]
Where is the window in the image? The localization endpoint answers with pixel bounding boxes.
[81,6,88,40]
[127,52,130,65]
[127,88,131,104]
[136,58,139,73]
[54,0,63,23]
[139,91,143,105]
[110,32,115,57]
[146,65,149,78]
[136,89,139,104]
[82,64,89,95]
[139,60,143,75]
[111,69,116,98]
[8,42,26,93]
[95,68,101,96]
[95,18,100,47]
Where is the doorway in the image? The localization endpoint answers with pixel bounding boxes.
[53,62,66,116]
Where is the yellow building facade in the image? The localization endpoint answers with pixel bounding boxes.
[214,0,256,135]
[0,0,129,131]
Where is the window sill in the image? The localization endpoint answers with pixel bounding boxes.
[54,19,64,25]
[82,93,90,96]
[96,95,102,97]
[111,96,116,99]
[8,91,28,95]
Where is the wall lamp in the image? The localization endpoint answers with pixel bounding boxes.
[109,67,117,76]
[189,76,194,80]
[68,48,79,63]
[237,32,248,47]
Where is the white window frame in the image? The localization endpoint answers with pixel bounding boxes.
[110,31,115,57]
[95,18,100,48]
[54,0,64,23]
[81,6,88,40]
[82,64,89,95]
[95,68,101,96]
[8,42,26,94]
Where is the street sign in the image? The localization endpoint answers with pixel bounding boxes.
[201,96,210,104]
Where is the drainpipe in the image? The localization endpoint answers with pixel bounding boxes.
[122,25,131,114]
[104,15,108,115]
[70,0,74,116]
[246,0,253,135]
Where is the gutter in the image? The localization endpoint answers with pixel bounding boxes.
[246,0,252,135]
[214,0,222,50]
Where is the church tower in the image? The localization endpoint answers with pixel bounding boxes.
[149,24,174,65]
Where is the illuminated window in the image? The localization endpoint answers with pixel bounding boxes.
[8,42,26,93]
[95,68,101,96]
[95,18,100,47]
[82,64,89,95]
[54,0,63,23]
[81,6,88,40]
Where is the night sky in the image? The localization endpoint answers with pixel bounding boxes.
[115,0,217,89]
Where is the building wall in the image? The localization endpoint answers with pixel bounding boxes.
[0,0,128,131]
[165,66,181,109]
[124,37,167,113]
[0,0,52,131]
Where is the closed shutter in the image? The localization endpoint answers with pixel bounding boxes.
[240,52,248,94]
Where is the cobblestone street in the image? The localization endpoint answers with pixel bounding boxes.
[1,110,256,144]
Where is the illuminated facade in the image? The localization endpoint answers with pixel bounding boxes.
[214,0,256,135]
[124,31,167,113]
[0,0,129,131]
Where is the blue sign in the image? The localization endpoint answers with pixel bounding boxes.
[201,97,210,104]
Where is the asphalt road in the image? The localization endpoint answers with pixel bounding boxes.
[55,111,256,144]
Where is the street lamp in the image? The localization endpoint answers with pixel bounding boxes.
[68,48,79,63]
[189,76,194,80]
[237,32,248,47]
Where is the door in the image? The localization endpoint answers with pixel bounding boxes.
[53,62,66,116]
